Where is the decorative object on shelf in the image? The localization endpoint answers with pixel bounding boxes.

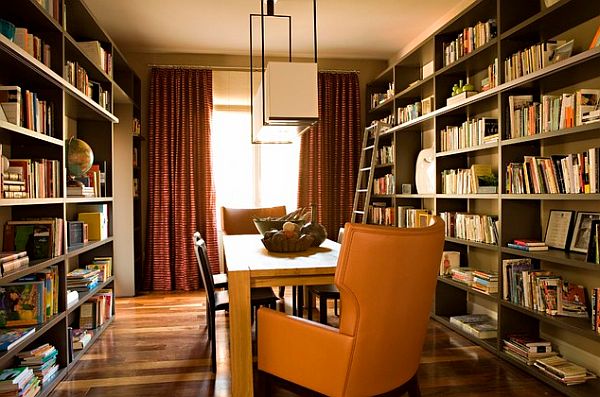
[401,184,412,194]
[439,251,460,276]
[569,211,600,253]
[544,210,574,250]
[544,0,560,7]
[66,137,94,187]
[249,0,318,144]
[299,204,327,247]
[548,39,574,64]
[415,147,435,194]
[0,18,15,41]
[447,79,478,106]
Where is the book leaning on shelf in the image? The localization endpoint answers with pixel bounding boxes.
[3,218,64,259]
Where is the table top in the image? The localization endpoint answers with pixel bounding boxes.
[223,234,340,273]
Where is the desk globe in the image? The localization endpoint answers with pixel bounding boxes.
[67,137,94,187]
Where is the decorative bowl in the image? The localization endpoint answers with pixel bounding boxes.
[0,19,16,42]
[261,234,314,253]
[253,218,306,236]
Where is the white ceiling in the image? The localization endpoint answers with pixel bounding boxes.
[84,0,472,60]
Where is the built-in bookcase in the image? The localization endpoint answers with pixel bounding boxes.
[0,1,138,395]
[366,0,600,395]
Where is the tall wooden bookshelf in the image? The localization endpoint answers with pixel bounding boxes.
[365,0,600,395]
[0,0,138,394]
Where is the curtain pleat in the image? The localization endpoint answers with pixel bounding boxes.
[144,68,218,291]
[298,72,362,238]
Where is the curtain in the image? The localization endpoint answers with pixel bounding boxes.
[144,68,218,291]
[298,72,362,238]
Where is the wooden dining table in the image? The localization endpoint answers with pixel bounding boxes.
[223,234,341,396]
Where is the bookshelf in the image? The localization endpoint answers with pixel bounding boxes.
[365,0,600,395]
[0,0,138,394]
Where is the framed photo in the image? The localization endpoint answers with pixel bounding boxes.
[570,212,600,253]
[544,210,574,250]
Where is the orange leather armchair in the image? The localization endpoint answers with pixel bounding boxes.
[257,218,445,396]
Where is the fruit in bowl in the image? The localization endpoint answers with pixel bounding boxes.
[262,221,315,253]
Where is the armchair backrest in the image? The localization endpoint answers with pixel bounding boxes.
[193,232,215,308]
[335,218,444,396]
[220,206,286,235]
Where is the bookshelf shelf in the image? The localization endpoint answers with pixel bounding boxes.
[0,1,135,393]
[364,0,600,392]
[68,316,115,367]
[437,276,498,301]
[369,96,394,113]
[431,314,498,353]
[67,276,116,314]
[445,236,498,251]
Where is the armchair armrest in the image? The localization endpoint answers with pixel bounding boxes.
[257,307,353,397]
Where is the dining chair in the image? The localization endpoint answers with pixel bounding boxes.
[220,206,288,298]
[257,218,445,396]
[305,227,344,324]
[193,232,279,373]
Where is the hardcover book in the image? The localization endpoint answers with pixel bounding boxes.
[0,281,45,327]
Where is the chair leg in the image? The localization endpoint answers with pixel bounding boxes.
[319,295,328,325]
[255,370,271,396]
[307,289,314,321]
[297,286,304,318]
[278,286,286,298]
[334,298,339,317]
[406,374,421,397]
[292,286,297,316]
[210,309,217,373]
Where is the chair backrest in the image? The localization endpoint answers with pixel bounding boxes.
[334,218,445,396]
[193,232,215,308]
[220,206,286,235]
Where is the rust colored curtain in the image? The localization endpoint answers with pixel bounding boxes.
[298,72,362,238]
[144,68,218,291]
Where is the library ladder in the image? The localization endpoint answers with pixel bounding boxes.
[351,122,383,224]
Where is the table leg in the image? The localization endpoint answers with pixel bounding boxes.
[229,270,253,396]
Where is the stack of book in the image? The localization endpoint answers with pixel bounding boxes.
[0,251,29,276]
[507,239,549,252]
[86,257,113,283]
[534,356,594,386]
[17,343,59,385]
[471,270,499,294]
[450,267,475,286]
[67,268,101,292]
[502,335,557,365]
[449,313,497,339]
[2,160,27,199]
[0,327,35,351]
[71,328,92,350]
[0,367,39,397]
[67,185,94,198]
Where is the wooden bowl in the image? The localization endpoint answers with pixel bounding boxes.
[253,218,305,236]
[261,234,314,253]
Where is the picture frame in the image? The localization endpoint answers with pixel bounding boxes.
[549,39,574,64]
[544,210,574,250]
[586,220,600,263]
[569,212,600,253]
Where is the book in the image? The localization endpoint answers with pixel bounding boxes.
[0,327,35,351]
[513,239,547,247]
[440,251,460,276]
[590,25,600,49]
[507,243,549,251]
[0,281,45,327]
[0,367,33,393]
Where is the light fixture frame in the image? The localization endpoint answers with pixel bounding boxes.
[249,0,318,144]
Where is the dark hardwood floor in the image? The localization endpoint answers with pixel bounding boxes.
[49,291,564,397]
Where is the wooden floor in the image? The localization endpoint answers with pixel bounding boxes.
[49,291,565,397]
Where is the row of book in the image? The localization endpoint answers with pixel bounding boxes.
[440,164,497,194]
[77,41,113,77]
[64,61,111,112]
[376,145,393,165]
[11,25,52,69]
[504,40,571,83]
[0,150,61,199]
[397,207,431,228]
[373,174,394,195]
[79,289,113,330]
[34,0,61,24]
[368,203,394,226]
[449,313,497,339]
[0,86,55,136]
[438,212,499,245]
[438,117,498,152]
[396,101,421,124]
[3,218,64,260]
[67,257,112,293]
[449,267,499,294]
[591,288,600,333]
[480,58,499,92]
[0,266,59,327]
[370,82,394,109]
[502,258,588,318]
[0,251,29,278]
[505,148,600,194]
[506,90,599,139]
[442,19,496,67]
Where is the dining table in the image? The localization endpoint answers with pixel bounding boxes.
[223,234,341,396]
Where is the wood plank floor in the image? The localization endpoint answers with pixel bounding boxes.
[49,291,565,397]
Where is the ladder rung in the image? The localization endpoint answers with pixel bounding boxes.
[356,189,368,193]
[360,167,371,172]
[363,145,375,151]
[365,124,377,130]
[353,210,365,214]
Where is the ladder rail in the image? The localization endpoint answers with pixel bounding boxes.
[351,122,381,224]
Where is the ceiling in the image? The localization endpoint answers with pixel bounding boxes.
[84,0,472,61]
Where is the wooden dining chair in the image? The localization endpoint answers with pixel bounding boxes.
[257,219,445,396]
[193,232,279,373]
[220,206,288,298]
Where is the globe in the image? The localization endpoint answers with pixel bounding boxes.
[67,138,94,178]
